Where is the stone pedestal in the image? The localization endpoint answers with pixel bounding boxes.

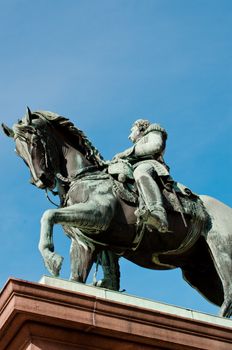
[0,277,232,349]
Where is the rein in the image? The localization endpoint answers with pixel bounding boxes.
[44,166,102,208]
[45,188,60,208]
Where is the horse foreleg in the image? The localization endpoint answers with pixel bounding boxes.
[39,209,64,276]
[69,236,97,283]
[39,202,115,277]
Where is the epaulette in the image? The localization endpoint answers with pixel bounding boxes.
[144,123,168,139]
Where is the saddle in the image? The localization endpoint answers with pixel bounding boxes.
[108,159,138,204]
[108,159,208,260]
[108,159,202,218]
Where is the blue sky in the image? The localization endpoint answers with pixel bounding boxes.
[0,1,232,316]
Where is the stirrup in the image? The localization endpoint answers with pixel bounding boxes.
[135,207,168,233]
[147,212,168,233]
[150,207,168,232]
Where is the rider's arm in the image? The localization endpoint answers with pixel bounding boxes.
[113,146,134,160]
[113,130,165,161]
[133,131,164,157]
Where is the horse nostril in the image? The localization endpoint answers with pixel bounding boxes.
[38,173,55,189]
[39,174,47,183]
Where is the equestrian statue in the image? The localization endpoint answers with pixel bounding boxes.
[2,108,232,318]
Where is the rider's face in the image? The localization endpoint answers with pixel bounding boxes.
[129,125,141,143]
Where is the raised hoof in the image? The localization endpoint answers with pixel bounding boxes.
[45,252,64,277]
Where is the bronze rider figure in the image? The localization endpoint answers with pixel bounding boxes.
[114,119,169,233]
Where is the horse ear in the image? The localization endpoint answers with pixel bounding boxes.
[26,106,33,124]
[1,123,15,138]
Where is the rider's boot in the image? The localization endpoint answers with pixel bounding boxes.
[135,176,168,233]
[146,206,168,233]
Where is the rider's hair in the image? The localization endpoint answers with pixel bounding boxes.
[133,119,151,132]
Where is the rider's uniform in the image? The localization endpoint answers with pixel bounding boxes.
[130,124,169,174]
[116,124,169,232]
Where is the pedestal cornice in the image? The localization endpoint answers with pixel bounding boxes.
[0,277,232,349]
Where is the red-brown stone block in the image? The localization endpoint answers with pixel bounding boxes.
[0,277,232,349]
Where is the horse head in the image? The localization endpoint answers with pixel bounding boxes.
[2,108,61,189]
[2,108,105,190]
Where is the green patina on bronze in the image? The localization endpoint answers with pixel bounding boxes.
[2,108,232,318]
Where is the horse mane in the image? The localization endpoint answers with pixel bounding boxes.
[28,110,105,167]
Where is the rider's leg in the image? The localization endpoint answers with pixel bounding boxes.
[134,162,168,232]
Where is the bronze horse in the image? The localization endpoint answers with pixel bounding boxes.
[2,109,232,317]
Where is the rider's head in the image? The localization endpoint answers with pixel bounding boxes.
[129,119,151,143]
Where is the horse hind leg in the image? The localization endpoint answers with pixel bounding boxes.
[95,250,120,291]
[201,195,232,317]
[182,237,224,308]
[207,233,232,317]
[69,238,120,291]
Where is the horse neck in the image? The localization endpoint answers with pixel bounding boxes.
[61,143,92,178]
